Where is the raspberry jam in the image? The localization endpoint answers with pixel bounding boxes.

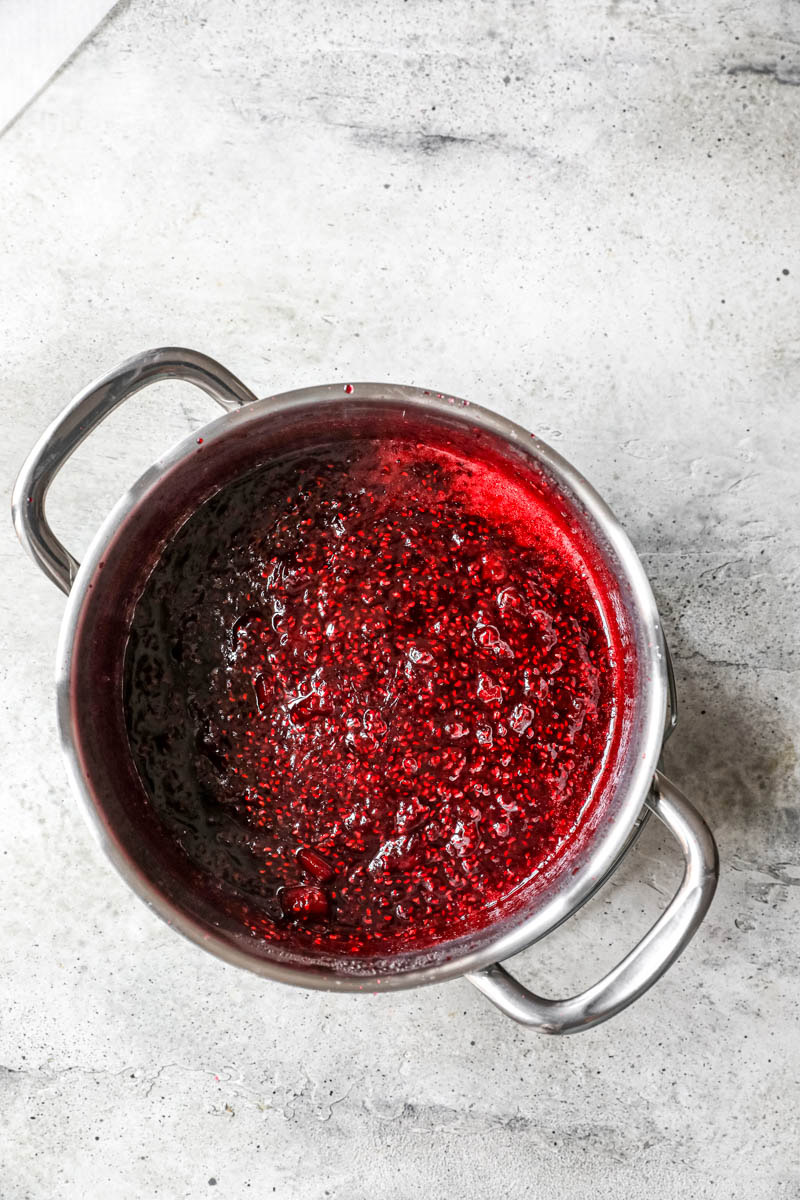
[125,435,622,956]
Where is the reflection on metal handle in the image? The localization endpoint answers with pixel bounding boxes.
[11,347,258,595]
[467,771,718,1034]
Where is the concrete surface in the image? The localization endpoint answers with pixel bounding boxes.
[1,1,798,1197]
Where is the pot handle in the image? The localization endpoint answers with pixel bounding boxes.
[467,771,718,1033]
[11,347,258,595]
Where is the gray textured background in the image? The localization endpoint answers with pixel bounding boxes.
[1,2,798,1197]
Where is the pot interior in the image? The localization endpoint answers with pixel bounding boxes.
[62,390,663,987]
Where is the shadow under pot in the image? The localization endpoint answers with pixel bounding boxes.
[12,347,718,1033]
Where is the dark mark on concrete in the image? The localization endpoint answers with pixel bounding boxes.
[726,62,800,86]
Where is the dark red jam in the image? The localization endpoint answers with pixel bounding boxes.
[125,437,621,955]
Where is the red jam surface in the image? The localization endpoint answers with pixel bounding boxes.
[125,436,621,955]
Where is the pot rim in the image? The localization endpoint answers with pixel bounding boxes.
[55,381,668,992]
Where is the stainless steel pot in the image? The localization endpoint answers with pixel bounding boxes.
[12,348,718,1033]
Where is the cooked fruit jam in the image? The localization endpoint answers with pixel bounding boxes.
[124,435,621,955]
